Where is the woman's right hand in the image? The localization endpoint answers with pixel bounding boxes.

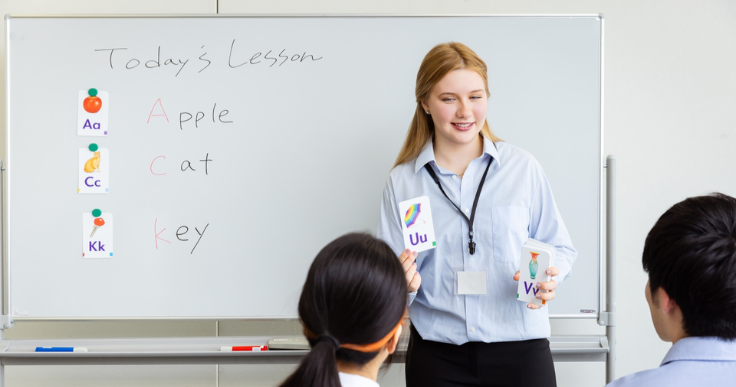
[399,249,421,292]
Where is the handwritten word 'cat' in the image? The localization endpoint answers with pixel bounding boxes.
[154,218,209,254]
[150,153,213,176]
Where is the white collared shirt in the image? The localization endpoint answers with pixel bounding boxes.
[377,138,577,344]
[338,372,380,387]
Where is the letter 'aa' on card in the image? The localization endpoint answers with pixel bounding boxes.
[398,196,436,253]
[77,90,110,136]
[517,239,555,306]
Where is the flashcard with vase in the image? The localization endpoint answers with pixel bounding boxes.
[517,239,556,306]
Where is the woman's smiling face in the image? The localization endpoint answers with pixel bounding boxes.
[422,69,488,150]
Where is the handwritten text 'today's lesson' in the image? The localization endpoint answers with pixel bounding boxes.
[95,39,323,77]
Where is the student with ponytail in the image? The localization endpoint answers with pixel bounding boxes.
[279,233,407,387]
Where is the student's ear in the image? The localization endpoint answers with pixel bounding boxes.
[420,100,429,113]
[386,325,403,354]
[658,287,679,315]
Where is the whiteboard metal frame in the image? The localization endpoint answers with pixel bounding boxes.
[5,14,603,18]
[603,155,617,383]
[599,15,607,323]
[1,13,611,387]
[3,15,13,330]
[1,159,5,323]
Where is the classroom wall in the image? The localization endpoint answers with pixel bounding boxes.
[2,0,735,386]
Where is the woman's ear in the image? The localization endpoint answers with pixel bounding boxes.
[386,325,403,354]
[420,100,429,113]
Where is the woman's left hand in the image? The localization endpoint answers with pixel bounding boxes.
[513,266,559,309]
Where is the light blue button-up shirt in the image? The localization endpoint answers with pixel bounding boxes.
[377,138,576,344]
[606,336,736,387]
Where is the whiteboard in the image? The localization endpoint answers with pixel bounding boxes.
[4,15,602,318]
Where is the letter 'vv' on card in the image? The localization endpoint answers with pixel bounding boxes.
[517,239,555,306]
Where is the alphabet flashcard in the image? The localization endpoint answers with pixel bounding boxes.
[517,239,555,306]
[78,146,109,193]
[82,212,114,259]
[77,88,110,136]
[398,196,437,253]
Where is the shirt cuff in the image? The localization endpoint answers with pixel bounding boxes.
[408,291,417,306]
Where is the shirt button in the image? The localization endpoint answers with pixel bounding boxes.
[470,327,476,333]
[465,208,469,214]
[452,175,457,180]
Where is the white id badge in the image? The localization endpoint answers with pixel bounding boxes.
[456,271,487,295]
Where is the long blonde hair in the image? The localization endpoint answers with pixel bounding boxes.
[393,42,501,168]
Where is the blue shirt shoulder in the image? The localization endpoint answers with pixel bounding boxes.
[606,337,736,387]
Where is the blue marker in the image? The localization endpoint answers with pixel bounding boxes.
[35,347,88,352]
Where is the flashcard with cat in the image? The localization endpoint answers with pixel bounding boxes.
[82,212,113,259]
[78,148,110,193]
[77,89,110,136]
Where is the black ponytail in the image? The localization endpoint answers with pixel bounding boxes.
[279,233,407,387]
[280,338,341,387]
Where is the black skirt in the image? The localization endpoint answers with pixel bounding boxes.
[406,325,557,387]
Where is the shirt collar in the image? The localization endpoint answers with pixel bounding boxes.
[661,336,736,366]
[413,137,501,174]
[338,372,380,387]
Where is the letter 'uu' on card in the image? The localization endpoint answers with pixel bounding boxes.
[398,196,437,253]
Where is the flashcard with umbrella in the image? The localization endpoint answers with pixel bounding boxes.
[398,196,437,253]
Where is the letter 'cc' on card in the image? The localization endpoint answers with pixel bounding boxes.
[78,146,110,193]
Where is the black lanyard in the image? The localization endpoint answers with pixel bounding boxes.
[424,156,493,255]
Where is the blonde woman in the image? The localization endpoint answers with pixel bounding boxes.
[377,42,577,387]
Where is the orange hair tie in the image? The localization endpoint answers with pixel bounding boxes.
[304,313,406,353]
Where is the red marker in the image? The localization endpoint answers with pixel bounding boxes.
[220,345,268,352]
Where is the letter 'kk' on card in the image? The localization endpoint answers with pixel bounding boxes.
[398,196,437,253]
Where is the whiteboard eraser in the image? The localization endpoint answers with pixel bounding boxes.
[267,336,309,350]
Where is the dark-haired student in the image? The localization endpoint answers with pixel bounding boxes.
[279,233,406,387]
[607,193,736,387]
